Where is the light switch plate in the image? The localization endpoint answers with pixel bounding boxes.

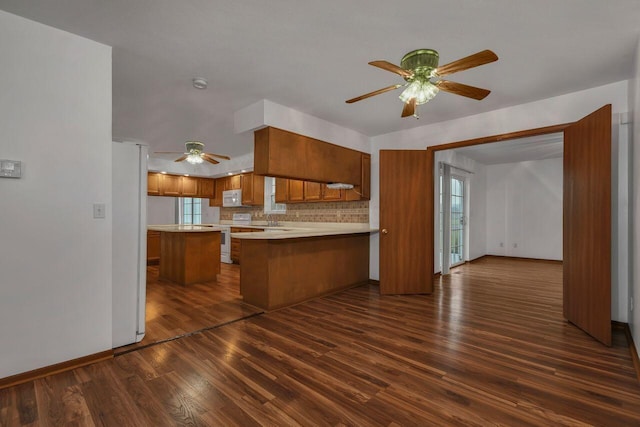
[93,203,106,219]
[0,159,21,178]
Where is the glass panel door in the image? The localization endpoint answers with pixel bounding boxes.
[450,175,465,267]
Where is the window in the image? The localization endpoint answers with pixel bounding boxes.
[263,177,286,214]
[180,197,202,224]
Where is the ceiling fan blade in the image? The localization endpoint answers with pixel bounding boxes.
[434,50,498,77]
[174,155,188,162]
[369,61,413,78]
[204,152,230,160]
[346,84,403,104]
[202,154,220,164]
[435,80,491,100]
[401,98,416,118]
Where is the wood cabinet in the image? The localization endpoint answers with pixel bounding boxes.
[322,184,343,201]
[274,166,370,203]
[198,178,215,198]
[345,153,371,201]
[209,178,224,207]
[147,173,216,199]
[147,230,161,265]
[161,174,182,196]
[226,174,241,190]
[254,126,363,185]
[181,176,199,197]
[148,173,161,196]
[304,181,322,201]
[288,179,305,202]
[241,173,265,206]
[230,227,263,263]
[240,233,369,310]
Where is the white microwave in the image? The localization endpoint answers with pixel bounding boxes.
[222,189,245,207]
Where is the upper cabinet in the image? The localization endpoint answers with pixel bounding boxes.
[273,152,370,204]
[241,173,265,206]
[147,173,216,199]
[209,172,265,207]
[147,173,161,196]
[254,127,364,185]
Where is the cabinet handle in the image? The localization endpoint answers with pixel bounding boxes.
[381,229,388,234]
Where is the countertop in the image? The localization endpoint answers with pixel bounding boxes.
[148,222,379,239]
[147,225,224,233]
[229,223,378,240]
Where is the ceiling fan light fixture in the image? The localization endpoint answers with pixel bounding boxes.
[399,79,439,105]
[186,153,204,164]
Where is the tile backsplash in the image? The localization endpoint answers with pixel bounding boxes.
[221,200,369,223]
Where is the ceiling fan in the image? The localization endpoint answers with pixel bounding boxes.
[155,141,231,165]
[346,49,498,118]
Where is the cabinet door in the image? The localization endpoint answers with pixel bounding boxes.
[304,181,322,201]
[226,174,242,190]
[322,184,343,201]
[147,173,161,196]
[181,176,199,196]
[209,178,224,206]
[161,174,182,196]
[241,173,264,206]
[360,153,371,200]
[275,178,288,203]
[288,179,305,202]
[198,178,215,198]
[147,231,160,264]
[241,173,253,204]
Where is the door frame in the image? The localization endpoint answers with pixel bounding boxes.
[426,122,573,276]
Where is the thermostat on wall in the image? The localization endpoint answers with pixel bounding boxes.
[0,160,22,178]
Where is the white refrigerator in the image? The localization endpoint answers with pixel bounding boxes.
[112,141,147,347]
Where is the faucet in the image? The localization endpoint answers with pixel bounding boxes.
[266,214,279,227]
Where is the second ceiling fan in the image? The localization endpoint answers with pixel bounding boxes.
[346,49,498,118]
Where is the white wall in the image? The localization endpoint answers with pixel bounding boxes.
[370,80,629,321]
[147,196,177,224]
[629,37,640,354]
[485,158,563,260]
[0,12,112,377]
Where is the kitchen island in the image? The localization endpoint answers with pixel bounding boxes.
[148,225,222,285]
[233,224,376,310]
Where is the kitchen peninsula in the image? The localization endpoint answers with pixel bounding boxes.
[148,225,222,285]
[233,224,377,310]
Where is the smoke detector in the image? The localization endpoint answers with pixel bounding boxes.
[192,77,208,89]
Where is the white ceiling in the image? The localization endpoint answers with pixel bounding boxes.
[452,133,564,165]
[1,1,639,163]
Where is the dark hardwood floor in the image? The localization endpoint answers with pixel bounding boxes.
[2,257,639,426]
[114,263,263,355]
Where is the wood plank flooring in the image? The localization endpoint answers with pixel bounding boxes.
[115,263,263,354]
[2,256,640,426]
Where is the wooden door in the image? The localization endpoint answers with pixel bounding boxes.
[275,178,288,203]
[226,174,241,190]
[322,184,343,201]
[380,150,432,294]
[288,179,305,202]
[304,181,322,201]
[161,174,182,196]
[563,104,611,345]
[198,178,214,198]
[181,176,199,196]
[147,173,161,196]
[209,178,224,207]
